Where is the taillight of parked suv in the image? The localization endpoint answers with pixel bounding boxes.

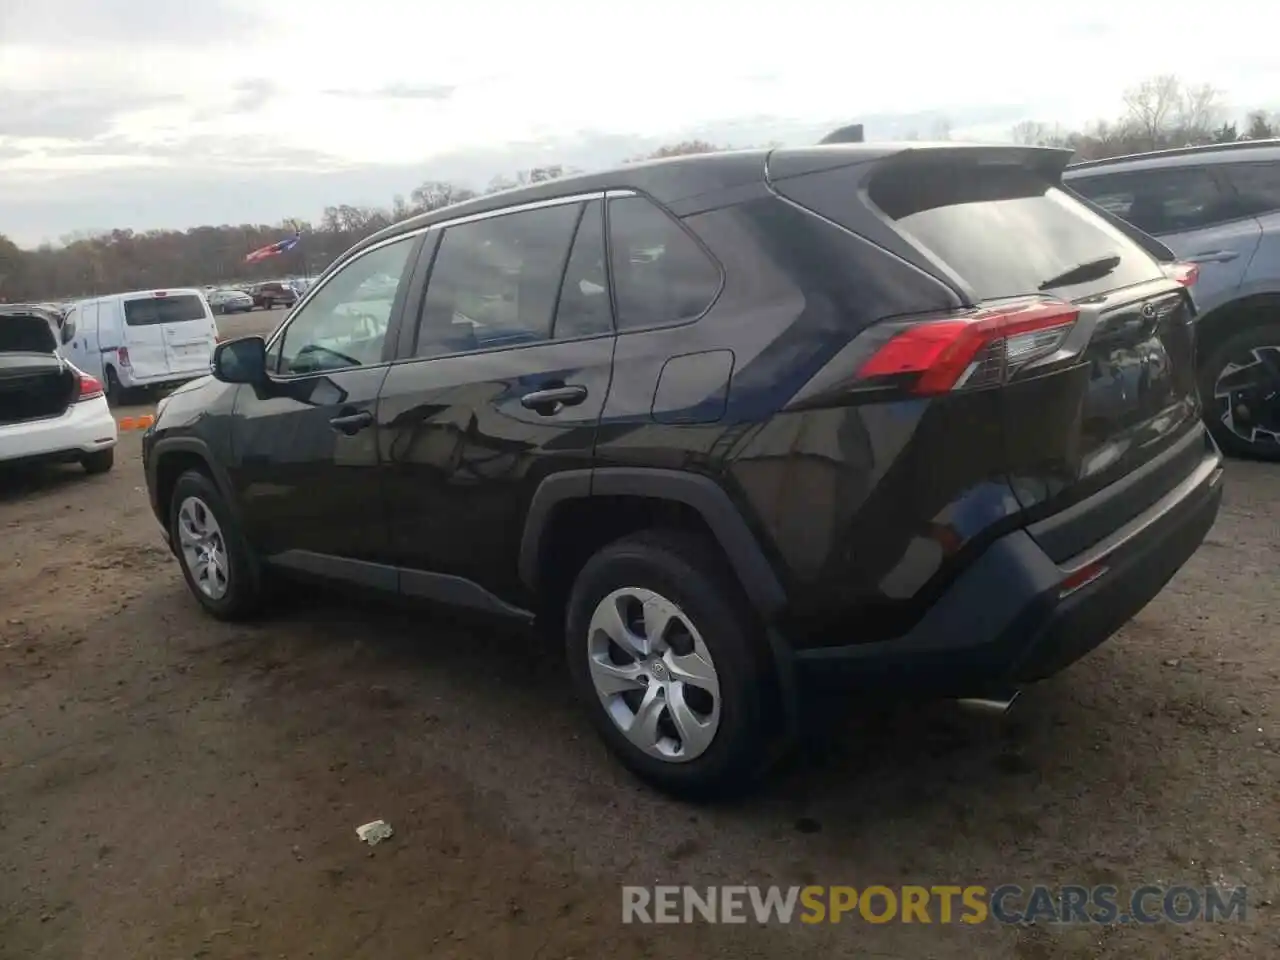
[849,299,1082,396]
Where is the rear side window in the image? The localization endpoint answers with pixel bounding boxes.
[871,164,1163,301]
[607,196,720,331]
[414,203,581,358]
[123,295,207,326]
[1069,167,1238,234]
[1220,160,1280,217]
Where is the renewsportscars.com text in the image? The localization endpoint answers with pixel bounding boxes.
[621,884,1248,925]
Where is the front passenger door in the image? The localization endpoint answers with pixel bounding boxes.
[229,233,422,567]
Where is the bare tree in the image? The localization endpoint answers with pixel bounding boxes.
[1011,120,1051,145]
[409,181,477,213]
[1122,74,1182,149]
[1176,82,1226,143]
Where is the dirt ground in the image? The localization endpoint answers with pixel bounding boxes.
[2,415,1278,959]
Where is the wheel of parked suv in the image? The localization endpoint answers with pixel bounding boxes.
[103,367,124,408]
[564,530,774,799]
[169,469,265,620]
[1200,323,1280,461]
[261,298,273,310]
[81,449,114,475]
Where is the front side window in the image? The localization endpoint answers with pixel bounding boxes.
[413,203,581,358]
[607,196,721,332]
[274,236,415,375]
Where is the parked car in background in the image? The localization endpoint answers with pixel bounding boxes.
[249,281,299,310]
[207,288,255,315]
[0,304,117,474]
[143,142,1223,797]
[1065,140,1280,460]
[61,289,220,406]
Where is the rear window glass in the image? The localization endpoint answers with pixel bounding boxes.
[123,295,207,326]
[870,164,1162,301]
[0,315,57,353]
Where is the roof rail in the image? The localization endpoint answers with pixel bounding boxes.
[819,123,865,144]
[1067,138,1280,170]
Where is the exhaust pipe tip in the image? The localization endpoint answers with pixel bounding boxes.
[955,691,1021,716]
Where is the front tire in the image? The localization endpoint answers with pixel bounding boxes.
[1200,323,1280,461]
[565,530,775,799]
[81,448,114,474]
[169,469,265,620]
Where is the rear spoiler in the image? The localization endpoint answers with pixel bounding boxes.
[819,123,864,144]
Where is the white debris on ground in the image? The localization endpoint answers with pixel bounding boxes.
[356,820,394,846]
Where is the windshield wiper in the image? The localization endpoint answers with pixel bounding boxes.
[1038,254,1122,291]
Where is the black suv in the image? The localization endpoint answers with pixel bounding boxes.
[143,143,1224,797]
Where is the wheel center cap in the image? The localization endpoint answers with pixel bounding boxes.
[649,660,667,680]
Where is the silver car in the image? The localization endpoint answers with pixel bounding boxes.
[206,288,255,315]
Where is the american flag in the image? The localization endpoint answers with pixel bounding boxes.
[244,232,301,263]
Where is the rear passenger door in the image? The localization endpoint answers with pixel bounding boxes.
[1071,166,1261,315]
[377,195,615,603]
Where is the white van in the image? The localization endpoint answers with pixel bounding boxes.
[62,289,219,405]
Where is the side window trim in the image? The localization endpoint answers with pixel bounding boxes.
[602,188,726,336]
[547,202,589,340]
[395,230,441,361]
[266,231,425,380]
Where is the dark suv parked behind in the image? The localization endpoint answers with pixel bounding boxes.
[143,143,1224,797]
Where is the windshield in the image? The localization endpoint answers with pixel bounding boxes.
[870,164,1163,301]
[123,294,208,326]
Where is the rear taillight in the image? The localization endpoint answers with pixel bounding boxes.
[1164,262,1198,287]
[117,346,131,368]
[856,300,1080,395]
[73,372,104,402]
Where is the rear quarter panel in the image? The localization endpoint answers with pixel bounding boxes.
[595,194,1029,640]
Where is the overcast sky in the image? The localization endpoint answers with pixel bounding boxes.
[1,0,1276,246]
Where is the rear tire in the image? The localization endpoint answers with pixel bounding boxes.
[81,448,114,474]
[104,366,125,408]
[169,469,266,621]
[565,529,776,800]
[1200,323,1280,461]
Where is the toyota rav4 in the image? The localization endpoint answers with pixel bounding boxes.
[143,142,1224,797]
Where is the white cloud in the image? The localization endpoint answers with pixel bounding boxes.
[1,0,1276,241]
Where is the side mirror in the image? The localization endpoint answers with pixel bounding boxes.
[211,335,268,384]
[61,322,76,344]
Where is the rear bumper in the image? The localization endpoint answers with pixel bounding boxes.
[791,442,1224,695]
[0,397,118,465]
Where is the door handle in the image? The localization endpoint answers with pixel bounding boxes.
[1186,250,1239,264]
[520,385,588,414]
[329,409,374,435]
